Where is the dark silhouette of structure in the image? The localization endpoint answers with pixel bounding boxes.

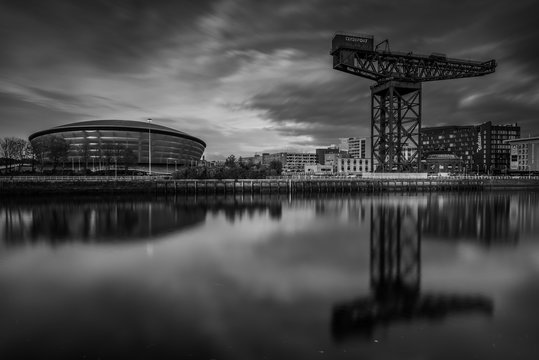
[331,33,496,172]
[331,199,493,340]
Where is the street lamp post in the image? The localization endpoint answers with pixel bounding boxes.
[175,160,177,172]
[148,118,152,176]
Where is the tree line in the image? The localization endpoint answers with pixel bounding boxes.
[172,154,283,179]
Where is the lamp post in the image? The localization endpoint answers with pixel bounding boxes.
[147,118,152,176]
[175,160,177,172]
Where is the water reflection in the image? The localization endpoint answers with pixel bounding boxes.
[1,192,539,358]
[0,195,290,246]
[421,193,520,245]
[202,195,283,223]
[331,197,495,341]
[0,196,207,244]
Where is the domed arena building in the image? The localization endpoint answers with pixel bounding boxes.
[28,120,206,173]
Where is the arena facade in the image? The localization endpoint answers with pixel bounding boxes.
[29,120,206,172]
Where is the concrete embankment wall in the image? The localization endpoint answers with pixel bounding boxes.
[2,178,539,196]
[0,180,155,195]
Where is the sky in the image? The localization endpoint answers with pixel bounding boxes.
[1,0,539,160]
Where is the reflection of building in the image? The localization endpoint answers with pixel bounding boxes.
[509,193,539,236]
[204,196,283,223]
[29,120,206,171]
[505,137,539,172]
[421,122,520,173]
[0,196,206,244]
[420,194,519,245]
[0,196,287,245]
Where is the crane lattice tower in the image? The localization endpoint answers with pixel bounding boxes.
[330,33,496,172]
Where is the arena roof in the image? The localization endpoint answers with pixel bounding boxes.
[29,119,206,147]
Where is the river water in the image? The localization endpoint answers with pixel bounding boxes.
[1,192,538,359]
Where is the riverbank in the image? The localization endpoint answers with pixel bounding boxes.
[2,177,539,195]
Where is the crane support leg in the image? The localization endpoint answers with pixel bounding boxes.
[371,81,421,172]
[370,200,421,300]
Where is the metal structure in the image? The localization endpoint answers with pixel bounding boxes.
[331,32,497,172]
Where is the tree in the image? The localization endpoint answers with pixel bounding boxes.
[48,136,69,172]
[0,138,13,173]
[269,160,283,175]
[30,138,47,172]
[75,141,92,171]
[225,154,236,168]
[122,147,138,172]
[0,137,28,173]
[12,138,28,172]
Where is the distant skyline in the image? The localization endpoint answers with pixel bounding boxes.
[1,0,538,160]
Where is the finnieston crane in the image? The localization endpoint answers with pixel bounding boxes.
[330,33,497,172]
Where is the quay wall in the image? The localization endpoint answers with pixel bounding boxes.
[1,177,539,196]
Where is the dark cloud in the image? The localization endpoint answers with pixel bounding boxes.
[248,77,372,145]
[0,91,92,138]
[0,0,215,73]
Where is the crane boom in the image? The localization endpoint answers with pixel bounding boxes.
[331,48,497,82]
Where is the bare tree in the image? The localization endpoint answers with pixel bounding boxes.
[47,136,69,172]
[0,137,26,174]
[75,141,91,172]
[30,138,47,172]
[12,138,27,172]
[25,141,36,172]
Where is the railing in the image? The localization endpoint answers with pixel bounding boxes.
[1,175,539,183]
[0,176,162,182]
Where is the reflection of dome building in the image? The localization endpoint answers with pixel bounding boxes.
[0,197,207,244]
[29,120,206,170]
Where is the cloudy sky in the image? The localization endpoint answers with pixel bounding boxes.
[1,0,538,160]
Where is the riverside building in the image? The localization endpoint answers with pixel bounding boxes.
[263,152,317,173]
[505,137,539,173]
[421,121,520,174]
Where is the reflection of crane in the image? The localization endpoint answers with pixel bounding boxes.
[330,33,497,172]
[331,200,493,341]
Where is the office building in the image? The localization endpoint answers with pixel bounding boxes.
[421,121,520,174]
[505,137,539,172]
[316,147,340,164]
[337,158,373,174]
[263,152,317,173]
[339,137,370,159]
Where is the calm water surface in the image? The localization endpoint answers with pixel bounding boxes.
[1,192,539,359]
